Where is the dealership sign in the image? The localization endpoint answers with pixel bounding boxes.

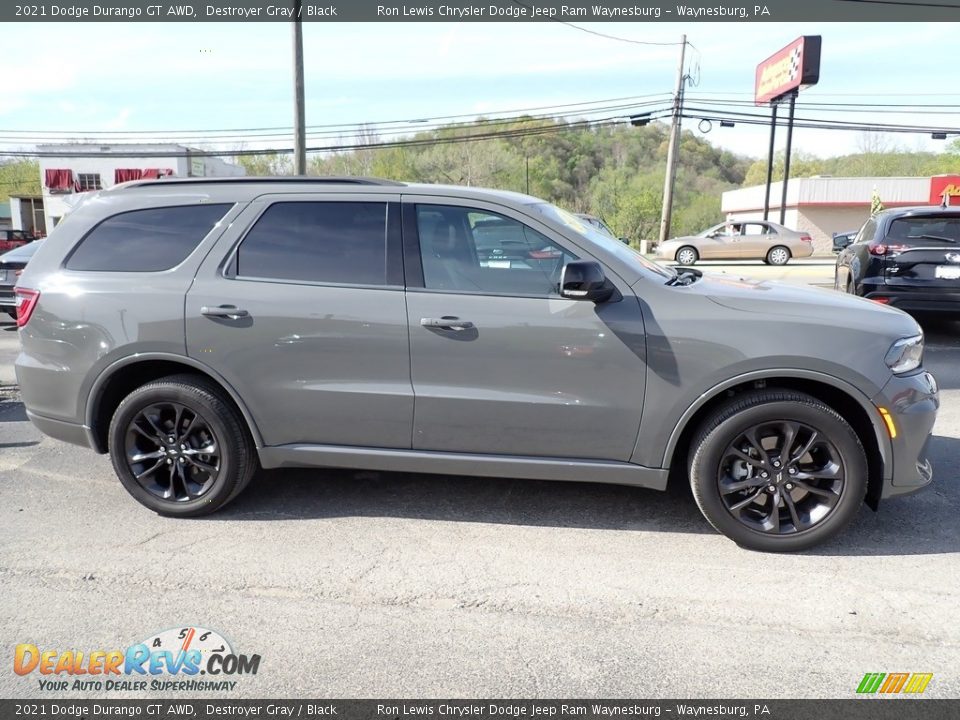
[755,36,822,105]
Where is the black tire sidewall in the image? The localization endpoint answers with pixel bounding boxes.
[108,382,246,517]
[691,398,867,552]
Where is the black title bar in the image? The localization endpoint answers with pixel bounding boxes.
[4,0,959,22]
[1,699,958,720]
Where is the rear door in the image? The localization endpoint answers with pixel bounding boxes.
[403,196,647,462]
[185,193,413,449]
[883,215,960,289]
[738,222,772,259]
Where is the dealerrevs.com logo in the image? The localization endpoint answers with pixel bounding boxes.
[14,626,260,692]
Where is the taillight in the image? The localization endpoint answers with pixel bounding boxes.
[868,242,910,256]
[871,297,892,304]
[800,235,813,243]
[14,288,39,328]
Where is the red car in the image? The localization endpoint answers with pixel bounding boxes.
[0,229,36,254]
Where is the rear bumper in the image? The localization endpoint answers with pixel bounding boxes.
[873,370,939,499]
[24,409,97,450]
[863,284,960,314]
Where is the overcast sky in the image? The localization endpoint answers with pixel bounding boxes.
[2,21,958,161]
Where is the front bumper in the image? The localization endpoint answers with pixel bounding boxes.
[873,369,938,499]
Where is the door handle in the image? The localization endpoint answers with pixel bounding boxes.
[201,305,249,320]
[421,316,474,331]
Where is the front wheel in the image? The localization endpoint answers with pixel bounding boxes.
[688,390,867,552]
[108,374,258,517]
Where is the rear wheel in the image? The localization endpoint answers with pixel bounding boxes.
[766,246,791,265]
[688,390,867,552]
[675,246,699,266]
[108,374,258,517]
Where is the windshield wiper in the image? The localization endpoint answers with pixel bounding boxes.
[906,234,959,244]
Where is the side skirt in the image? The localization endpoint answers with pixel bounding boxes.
[258,444,669,490]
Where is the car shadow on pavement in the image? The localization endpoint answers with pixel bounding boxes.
[214,466,712,535]
[208,435,960,555]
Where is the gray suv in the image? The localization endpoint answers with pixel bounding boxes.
[14,178,938,551]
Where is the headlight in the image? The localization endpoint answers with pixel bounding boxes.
[885,334,923,374]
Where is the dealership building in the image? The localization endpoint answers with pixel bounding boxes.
[721,174,960,255]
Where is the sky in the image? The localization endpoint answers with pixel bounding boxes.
[1,21,959,162]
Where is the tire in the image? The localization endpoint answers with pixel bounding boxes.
[766,245,791,265]
[688,390,867,552]
[108,374,258,517]
[675,246,699,266]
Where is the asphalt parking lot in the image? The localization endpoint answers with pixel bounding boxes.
[1,263,958,699]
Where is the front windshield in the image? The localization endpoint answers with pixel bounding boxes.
[533,203,674,280]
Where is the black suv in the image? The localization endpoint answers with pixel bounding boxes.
[835,206,960,314]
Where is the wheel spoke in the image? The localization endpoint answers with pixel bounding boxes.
[796,465,841,480]
[130,450,165,463]
[179,411,198,442]
[185,456,218,475]
[142,408,167,438]
[792,479,839,502]
[743,428,769,462]
[135,458,165,481]
[720,476,767,494]
[790,430,819,464]
[132,421,162,444]
[779,422,798,462]
[764,496,781,533]
[728,488,765,512]
[729,447,767,470]
[782,492,809,531]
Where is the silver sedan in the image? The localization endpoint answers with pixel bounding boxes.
[657,220,815,265]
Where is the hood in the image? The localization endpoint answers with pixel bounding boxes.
[660,236,700,246]
[688,273,921,337]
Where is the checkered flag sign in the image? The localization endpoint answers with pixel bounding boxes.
[789,46,802,83]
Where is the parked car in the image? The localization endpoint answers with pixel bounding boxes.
[832,230,858,253]
[0,240,42,319]
[14,178,937,551]
[0,229,36,254]
[836,207,960,314]
[657,220,814,265]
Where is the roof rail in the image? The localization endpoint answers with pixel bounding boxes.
[125,176,406,188]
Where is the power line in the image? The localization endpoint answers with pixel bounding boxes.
[0,93,673,137]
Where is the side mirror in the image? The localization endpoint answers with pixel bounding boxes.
[560,261,614,303]
[619,237,630,244]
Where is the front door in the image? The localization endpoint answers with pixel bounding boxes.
[186,194,413,449]
[404,199,647,462]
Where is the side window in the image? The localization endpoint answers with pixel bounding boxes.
[236,202,387,285]
[416,205,577,296]
[743,224,767,236]
[65,204,232,272]
[855,218,876,244]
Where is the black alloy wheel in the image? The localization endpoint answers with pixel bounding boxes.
[108,374,257,517]
[124,402,221,502]
[716,420,844,535]
[689,390,867,552]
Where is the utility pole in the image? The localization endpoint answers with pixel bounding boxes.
[659,35,687,244]
[292,0,306,175]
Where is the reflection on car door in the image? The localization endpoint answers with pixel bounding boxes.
[186,193,414,449]
[403,197,647,461]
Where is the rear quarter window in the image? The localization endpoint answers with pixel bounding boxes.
[65,204,233,272]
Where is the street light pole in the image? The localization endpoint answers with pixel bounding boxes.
[659,35,687,244]
[292,0,306,175]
